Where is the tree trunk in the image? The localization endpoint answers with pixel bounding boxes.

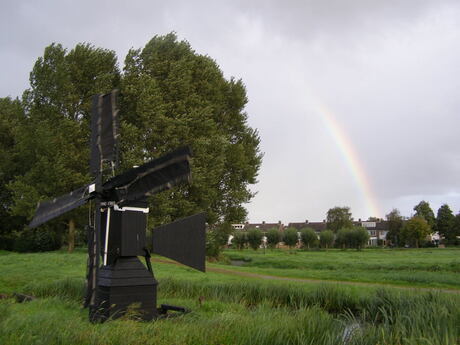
[68,219,75,253]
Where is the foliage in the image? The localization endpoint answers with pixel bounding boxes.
[326,206,353,232]
[385,208,403,246]
[246,228,263,250]
[232,231,248,249]
[436,204,455,242]
[335,228,352,249]
[335,227,369,250]
[120,33,262,226]
[206,222,234,258]
[300,227,317,249]
[282,228,298,249]
[352,226,370,250]
[12,227,62,252]
[3,34,262,253]
[6,43,120,250]
[0,98,27,237]
[401,216,431,248]
[265,228,281,249]
[319,230,334,249]
[413,200,435,230]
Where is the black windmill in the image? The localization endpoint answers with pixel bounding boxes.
[29,90,206,322]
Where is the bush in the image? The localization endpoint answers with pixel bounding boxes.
[283,228,299,249]
[300,228,318,249]
[247,229,263,250]
[233,231,248,250]
[266,228,281,249]
[319,230,334,249]
[335,228,352,249]
[13,227,61,252]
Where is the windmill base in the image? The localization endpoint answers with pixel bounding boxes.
[90,257,159,322]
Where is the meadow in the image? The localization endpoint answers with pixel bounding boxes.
[0,249,459,345]
[221,248,460,290]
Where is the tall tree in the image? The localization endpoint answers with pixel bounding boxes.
[386,208,404,246]
[120,33,262,225]
[436,204,455,243]
[400,216,430,248]
[413,201,435,231]
[326,206,353,233]
[0,97,26,245]
[8,43,120,251]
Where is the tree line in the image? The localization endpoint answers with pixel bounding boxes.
[0,34,262,252]
[229,201,460,252]
[232,227,369,251]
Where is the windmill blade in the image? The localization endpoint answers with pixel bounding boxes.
[151,213,206,272]
[103,146,192,204]
[29,184,93,228]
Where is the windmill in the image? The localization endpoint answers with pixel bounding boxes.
[29,90,206,322]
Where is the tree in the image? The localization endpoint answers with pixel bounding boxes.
[413,201,435,230]
[336,228,352,249]
[266,228,281,249]
[326,206,353,233]
[386,208,404,246]
[233,231,248,250]
[436,204,455,243]
[319,230,334,249]
[352,227,370,250]
[300,227,317,249]
[247,228,263,250]
[453,212,460,245]
[283,228,298,249]
[400,216,431,248]
[0,97,27,248]
[7,43,120,251]
[120,33,262,226]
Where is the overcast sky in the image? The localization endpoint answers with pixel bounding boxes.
[2,0,460,223]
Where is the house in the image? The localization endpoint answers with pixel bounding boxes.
[243,221,284,232]
[237,218,392,247]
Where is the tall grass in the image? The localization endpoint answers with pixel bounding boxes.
[2,276,459,345]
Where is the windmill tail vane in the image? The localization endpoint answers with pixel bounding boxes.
[28,90,206,322]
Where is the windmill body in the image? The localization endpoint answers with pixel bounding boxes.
[29,91,206,322]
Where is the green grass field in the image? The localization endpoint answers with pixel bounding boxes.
[219,248,460,290]
[0,249,459,345]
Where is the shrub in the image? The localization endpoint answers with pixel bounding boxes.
[283,227,299,249]
[13,227,61,252]
[300,228,317,249]
[319,230,334,249]
[233,231,248,250]
[247,229,263,250]
[266,228,281,249]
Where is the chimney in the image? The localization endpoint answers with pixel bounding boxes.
[323,219,326,223]
[262,221,265,225]
[305,219,308,224]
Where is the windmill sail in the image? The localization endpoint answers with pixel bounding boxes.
[90,91,119,175]
[151,213,206,272]
[29,184,94,228]
[103,146,192,205]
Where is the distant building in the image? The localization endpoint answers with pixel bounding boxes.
[240,219,391,246]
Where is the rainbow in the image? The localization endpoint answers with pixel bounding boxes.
[315,103,381,218]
